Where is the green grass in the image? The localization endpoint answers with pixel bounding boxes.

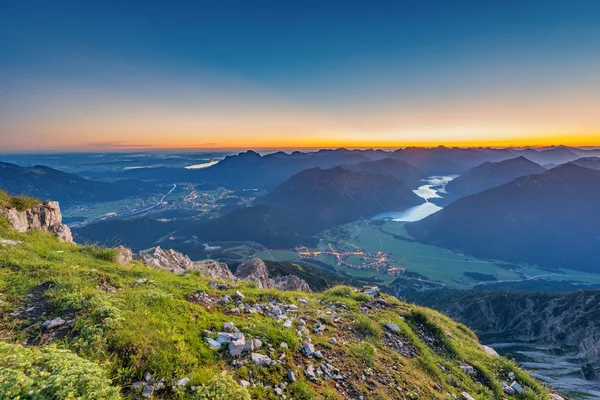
[0,215,552,400]
[0,189,40,211]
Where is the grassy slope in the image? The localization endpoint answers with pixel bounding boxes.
[0,215,550,399]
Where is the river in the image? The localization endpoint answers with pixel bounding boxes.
[372,175,456,222]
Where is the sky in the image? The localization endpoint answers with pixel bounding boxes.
[2,0,600,151]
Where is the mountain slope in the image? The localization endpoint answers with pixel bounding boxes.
[441,157,546,204]
[570,156,600,171]
[407,289,600,381]
[407,164,600,272]
[263,167,423,228]
[0,161,157,205]
[120,149,373,190]
[389,146,514,175]
[0,200,552,400]
[339,158,426,188]
[512,146,580,165]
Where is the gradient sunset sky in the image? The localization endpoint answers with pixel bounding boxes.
[2,0,600,151]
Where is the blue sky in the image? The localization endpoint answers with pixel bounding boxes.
[2,0,600,149]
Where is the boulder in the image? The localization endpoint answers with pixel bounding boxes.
[235,258,275,289]
[192,259,236,281]
[135,247,194,273]
[481,345,499,357]
[273,275,312,293]
[385,322,401,333]
[1,201,73,242]
[460,393,475,400]
[115,246,133,265]
[251,353,272,366]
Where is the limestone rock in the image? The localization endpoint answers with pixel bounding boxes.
[273,275,312,293]
[481,345,499,357]
[1,201,73,242]
[235,258,275,289]
[135,247,194,273]
[251,352,272,366]
[192,259,236,282]
[115,246,133,265]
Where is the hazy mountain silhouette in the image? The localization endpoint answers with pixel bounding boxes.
[338,158,426,188]
[407,164,600,272]
[440,156,546,204]
[0,161,157,205]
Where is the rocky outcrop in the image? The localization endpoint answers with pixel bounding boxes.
[135,246,235,281]
[235,258,275,289]
[192,259,236,282]
[235,258,311,292]
[115,246,133,265]
[0,201,73,243]
[135,246,194,273]
[273,275,312,293]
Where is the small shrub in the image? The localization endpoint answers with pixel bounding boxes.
[192,373,250,400]
[353,316,381,339]
[80,245,118,262]
[0,190,40,211]
[348,342,376,367]
[288,380,318,400]
[0,342,121,399]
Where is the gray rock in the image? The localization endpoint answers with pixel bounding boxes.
[301,340,315,357]
[219,295,231,305]
[176,377,190,387]
[1,201,73,242]
[328,338,338,344]
[287,370,297,382]
[460,393,475,400]
[251,353,272,366]
[503,386,516,395]
[224,322,235,333]
[298,297,309,304]
[280,342,289,349]
[273,275,312,293]
[385,322,401,333]
[41,317,66,329]
[510,381,523,394]
[204,338,221,350]
[141,385,154,398]
[460,365,475,375]
[313,350,323,359]
[481,345,499,357]
[192,259,236,281]
[363,286,380,297]
[240,379,250,388]
[0,239,22,245]
[228,337,246,357]
[235,258,275,289]
[115,246,133,265]
[305,364,316,381]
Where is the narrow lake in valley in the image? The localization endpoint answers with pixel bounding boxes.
[372,175,457,222]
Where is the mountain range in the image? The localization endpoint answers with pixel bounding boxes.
[0,161,157,205]
[440,156,546,205]
[407,163,600,272]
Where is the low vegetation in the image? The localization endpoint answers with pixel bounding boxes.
[0,213,553,399]
[0,189,40,211]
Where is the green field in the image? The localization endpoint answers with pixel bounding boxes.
[257,220,600,289]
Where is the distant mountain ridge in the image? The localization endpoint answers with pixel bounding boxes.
[0,161,157,205]
[407,163,600,272]
[440,156,546,204]
[338,158,426,188]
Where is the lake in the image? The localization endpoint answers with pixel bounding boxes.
[372,175,457,222]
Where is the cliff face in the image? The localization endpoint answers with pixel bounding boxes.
[0,200,73,243]
[410,289,600,380]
